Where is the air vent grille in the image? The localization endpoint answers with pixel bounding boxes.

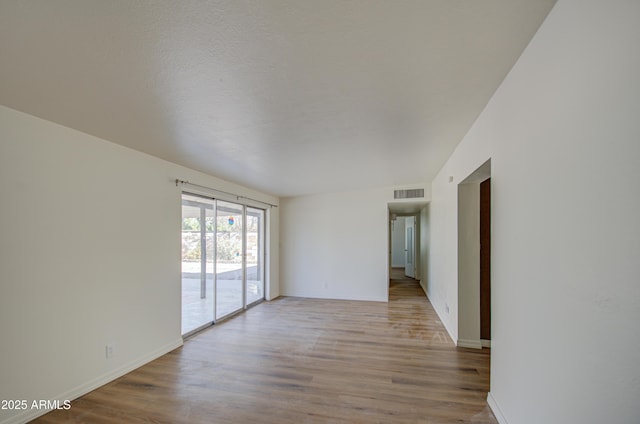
[393,188,425,199]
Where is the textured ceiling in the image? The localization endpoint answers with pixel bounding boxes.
[0,0,556,197]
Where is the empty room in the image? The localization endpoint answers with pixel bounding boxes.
[1,1,638,423]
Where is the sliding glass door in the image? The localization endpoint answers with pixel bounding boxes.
[181,194,266,335]
[181,194,215,335]
[246,208,265,305]
[215,201,244,319]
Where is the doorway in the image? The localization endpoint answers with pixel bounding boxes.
[389,209,423,288]
[457,159,491,349]
[390,215,411,282]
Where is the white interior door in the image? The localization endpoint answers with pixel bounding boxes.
[405,216,416,278]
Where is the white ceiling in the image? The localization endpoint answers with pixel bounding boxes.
[0,0,556,197]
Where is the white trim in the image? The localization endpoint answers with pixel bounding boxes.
[278,291,388,303]
[425,293,456,344]
[457,338,483,349]
[419,280,428,296]
[1,339,183,424]
[481,339,492,348]
[487,392,509,424]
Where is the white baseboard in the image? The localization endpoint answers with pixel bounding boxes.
[425,292,456,345]
[419,280,427,294]
[1,338,183,424]
[487,392,509,424]
[481,339,492,348]
[457,338,483,349]
[280,291,388,303]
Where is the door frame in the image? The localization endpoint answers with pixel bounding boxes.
[457,159,491,349]
[388,211,421,283]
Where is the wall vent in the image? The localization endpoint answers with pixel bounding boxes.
[393,188,425,199]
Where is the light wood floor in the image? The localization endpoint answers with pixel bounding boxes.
[35,273,496,423]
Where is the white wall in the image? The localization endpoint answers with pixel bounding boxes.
[0,106,279,424]
[419,204,430,294]
[428,0,640,422]
[390,216,406,267]
[457,183,481,347]
[280,187,402,302]
[266,206,280,300]
[280,186,430,302]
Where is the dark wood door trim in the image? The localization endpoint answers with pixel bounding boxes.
[480,178,491,340]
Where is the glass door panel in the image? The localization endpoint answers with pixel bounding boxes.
[215,201,244,319]
[246,208,265,305]
[181,194,215,335]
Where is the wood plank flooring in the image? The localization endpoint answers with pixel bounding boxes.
[35,274,496,423]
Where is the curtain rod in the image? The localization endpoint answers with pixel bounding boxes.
[175,179,278,208]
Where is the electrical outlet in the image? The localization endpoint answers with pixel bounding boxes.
[105,344,114,359]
